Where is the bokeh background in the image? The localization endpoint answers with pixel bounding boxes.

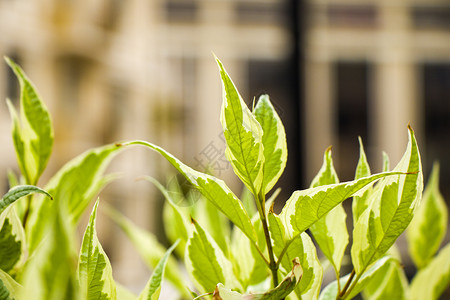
[0,0,449,295]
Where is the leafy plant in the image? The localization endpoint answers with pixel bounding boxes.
[0,56,448,300]
[0,58,178,300]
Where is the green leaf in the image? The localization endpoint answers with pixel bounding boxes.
[308,147,348,275]
[407,162,447,269]
[214,258,302,299]
[319,256,393,300]
[26,144,123,254]
[104,204,189,299]
[138,240,179,300]
[255,258,302,300]
[287,234,322,299]
[410,243,450,300]
[279,171,402,235]
[5,57,53,185]
[0,206,26,274]
[116,284,137,300]
[352,137,373,224]
[362,260,409,300]
[216,57,265,194]
[268,212,322,298]
[351,126,423,275]
[196,198,231,258]
[382,151,390,172]
[122,140,257,244]
[186,219,240,293]
[0,185,51,215]
[241,186,257,217]
[20,200,79,300]
[146,177,190,257]
[253,94,287,194]
[79,200,116,300]
[0,268,22,300]
[0,218,21,274]
[230,220,268,289]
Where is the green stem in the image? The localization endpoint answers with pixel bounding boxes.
[336,268,342,295]
[340,271,363,299]
[254,189,279,288]
[275,234,299,269]
[251,239,270,267]
[22,195,32,229]
[337,269,356,300]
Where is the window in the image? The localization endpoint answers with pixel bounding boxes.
[248,58,302,199]
[412,5,450,29]
[56,55,86,115]
[327,5,378,28]
[422,63,450,202]
[235,1,286,25]
[5,53,21,104]
[334,61,370,181]
[165,0,198,23]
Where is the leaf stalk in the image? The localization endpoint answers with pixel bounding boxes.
[255,189,279,288]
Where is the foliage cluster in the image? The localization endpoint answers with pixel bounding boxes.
[0,57,449,299]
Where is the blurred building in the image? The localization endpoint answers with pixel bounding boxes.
[0,0,294,290]
[304,0,450,187]
[0,0,449,293]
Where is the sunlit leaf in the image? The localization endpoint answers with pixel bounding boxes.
[351,126,423,275]
[122,140,257,244]
[268,212,322,298]
[116,284,137,300]
[241,186,257,218]
[230,219,268,289]
[362,260,409,300]
[216,57,264,194]
[214,258,302,300]
[407,162,447,269]
[319,256,393,300]
[308,147,348,275]
[138,240,179,300]
[280,171,402,236]
[410,243,450,300]
[26,144,123,254]
[0,268,22,300]
[104,204,189,299]
[186,219,240,293]
[352,137,373,224]
[0,185,51,215]
[253,94,287,194]
[79,200,116,300]
[0,206,26,274]
[5,57,53,185]
[20,201,79,300]
[146,177,191,258]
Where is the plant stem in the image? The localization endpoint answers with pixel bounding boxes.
[337,269,355,300]
[22,196,32,229]
[336,269,342,295]
[255,190,279,288]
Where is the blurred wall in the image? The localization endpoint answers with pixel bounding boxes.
[0,0,449,292]
[0,0,293,290]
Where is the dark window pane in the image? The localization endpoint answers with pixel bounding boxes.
[423,63,450,201]
[412,5,450,29]
[248,59,301,200]
[327,5,378,27]
[5,53,21,103]
[334,61,370,181]
[165,0,198,23]
[235,1,286,25]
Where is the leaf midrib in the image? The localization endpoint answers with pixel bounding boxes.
[223,77,259,190]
